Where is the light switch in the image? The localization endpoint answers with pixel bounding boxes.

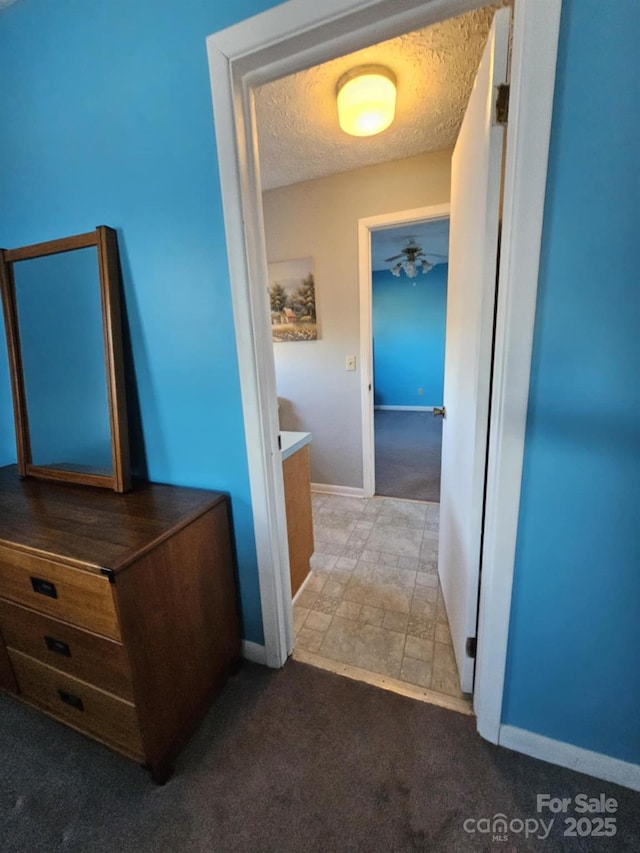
[346,355,356,371]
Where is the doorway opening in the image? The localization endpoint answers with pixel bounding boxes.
[261,0,501,709]
[207,0,562,743]
[362,212,450,503]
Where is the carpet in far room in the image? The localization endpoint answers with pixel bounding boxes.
[374,410,442,502]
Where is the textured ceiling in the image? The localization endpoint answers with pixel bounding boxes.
[256,2,508,190]
[371,218,450,272]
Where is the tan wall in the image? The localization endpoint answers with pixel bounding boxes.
[263,149,452,488]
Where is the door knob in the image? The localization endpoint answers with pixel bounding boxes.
[433,406,446,418]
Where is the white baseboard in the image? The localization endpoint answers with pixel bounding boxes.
[241,640,267,665]
[375,405,435,412]
[310,482,366,497]
[292,571,314,605]
[499,725,640,792]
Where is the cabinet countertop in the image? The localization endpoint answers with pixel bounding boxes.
[280,431,312,461]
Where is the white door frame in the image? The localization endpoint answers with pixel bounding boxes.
[207,0,562,741]
[358,204,451,498]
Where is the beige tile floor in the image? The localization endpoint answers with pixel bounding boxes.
[293,493,471,707]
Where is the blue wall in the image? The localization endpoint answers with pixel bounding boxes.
[503,0,640,764]
[0,0,284,644]
[372,265,447,407]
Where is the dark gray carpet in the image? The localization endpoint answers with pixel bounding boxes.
[1,661,639,852]
[375,410,442,502]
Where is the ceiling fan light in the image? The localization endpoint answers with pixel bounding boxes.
[421,260,433,274]
[336,65,396,137]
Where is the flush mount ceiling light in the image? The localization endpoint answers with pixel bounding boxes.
[336,65,397,137]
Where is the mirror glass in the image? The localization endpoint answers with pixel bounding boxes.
[13,247,113,475]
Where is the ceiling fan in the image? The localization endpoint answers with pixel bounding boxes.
[385,237,447,278]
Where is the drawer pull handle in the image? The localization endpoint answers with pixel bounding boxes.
[58,690,84,712]
[45,636,71,657]
[30,577,58,599]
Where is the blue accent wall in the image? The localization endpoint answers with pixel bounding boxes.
[372,265,447,407]
[0,0,284,644]
[503,0,640,764]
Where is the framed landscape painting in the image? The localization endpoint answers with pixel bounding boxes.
[268,257,317,342]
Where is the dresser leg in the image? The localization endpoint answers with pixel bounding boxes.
[147,759,174,785]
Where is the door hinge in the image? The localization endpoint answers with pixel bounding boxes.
[466,637,477,659]
[495,83,509,125]
[277,433,282,450]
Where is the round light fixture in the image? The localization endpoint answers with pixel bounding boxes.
[336,65,397,137]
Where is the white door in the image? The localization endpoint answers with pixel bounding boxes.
[438,7,510,693]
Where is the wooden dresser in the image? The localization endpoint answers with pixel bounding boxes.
[0,465,240,782]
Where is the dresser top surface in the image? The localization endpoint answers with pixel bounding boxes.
[0,465,225,573]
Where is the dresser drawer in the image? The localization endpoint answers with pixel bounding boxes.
[0,599,133,701]
[0,545,120,639]
[8,649,144,759]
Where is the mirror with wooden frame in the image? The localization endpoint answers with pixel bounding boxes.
[0,227,131,492]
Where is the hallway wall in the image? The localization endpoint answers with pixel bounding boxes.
[263,151,451,488]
